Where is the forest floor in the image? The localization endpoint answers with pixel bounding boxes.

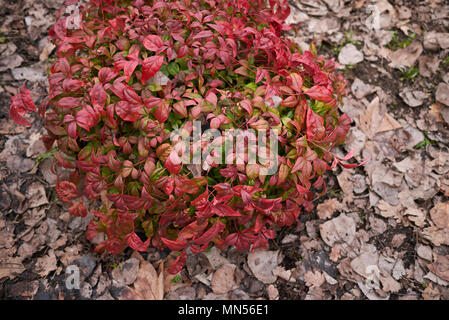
[1,0,449,300]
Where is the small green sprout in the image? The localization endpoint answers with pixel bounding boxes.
[171,274,182,284]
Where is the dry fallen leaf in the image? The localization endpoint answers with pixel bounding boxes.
[422,283,440,300]
[376,200,402,219]
[439,175,449,196]
[266,284,279,300]
[377,113,402,133]
[272,266,295,282]
[247,250,279,284]
[350,251,379,279]
[211,263,238,294]
[329,245,341,262]
[0,257,25,280]
[422,226,449,246]
[317,198,341,220]
[387,41,423,69]
[304,270,325,288]
[404,207,426,227]
[120,253,164,300]
[430,202,449,229]
[111,257,140,286]
[359,96,401,139]
[428,103,445,122]
[337,170,354,204]
[427,255,449,282]
[34,250,57,277]
[436,82,449,107]
[319,213,356,247]
[380,274,401,293]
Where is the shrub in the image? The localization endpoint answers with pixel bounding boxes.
[10,0,361,273]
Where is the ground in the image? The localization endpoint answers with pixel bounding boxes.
[1,0,449,300]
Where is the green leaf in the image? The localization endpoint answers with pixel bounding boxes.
[33,147,57,170]
[159,64,169,76]
[414,131,436,149]
[310,100,330,115]
[167,62,180,76]
[244,82,257,91]
[149,83,162,91]
[150,167,167,182]
[171,274,181,283]
[414,138,430,149]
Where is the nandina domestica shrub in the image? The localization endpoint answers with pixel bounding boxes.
[9,0,364,273]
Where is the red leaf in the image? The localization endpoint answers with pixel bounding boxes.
[154,103,168,123]
[295,183,309,194]
[291,156,305,174]
[306,107,325,140]
[339,158,369,169]
[144,96,162,109]
[161,177,174,195]
[54,151,75,169]
[98,67,117,83]
[9,85,36,126]
[190,243,209,254]
[66,120,77,139]
[115,101,141,122]
[336,152,370,169]
[290,73,303,92]
[141,55,164,83]
[194,221,225,245]
[10,106,32,126]
[270,0,291,21]
[177,45,188,58]
[86,221,99,240]
[173,101,188,117]
[76,106,95,131]
[123,60,139,83]
[125,232,150,251]
[167,250,187,274]
[304,85,333,102]
[142,35,163,51]
[174,177,199,194]
[55,180,78,203]
[252,234,269,250]
[160,237,188,251]
[49,17,67,40]
[63,78,83,92]
[255,68,268,83]
[177,220,208,242]
[105,238,127,255]
[58,97,82,109]
[90,82,107,109]
[69,200,87,217]
[339,149,355,161]
[165,153,181,175]
[205,92,217,106]
[193,30,214,39]
[224,229,257,251]
[240,99,253,114]
[211,204,241,217]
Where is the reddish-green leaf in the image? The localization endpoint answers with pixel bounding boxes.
[115,101,141,122]
[141,55,164,83]
[90,82,107,109]
[142,35,163,51]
